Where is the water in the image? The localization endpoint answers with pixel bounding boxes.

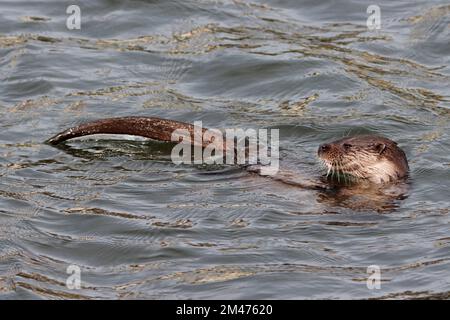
[0,0,449,299]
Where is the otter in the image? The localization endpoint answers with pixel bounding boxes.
[46,116,409,187]
[318,135,409,184]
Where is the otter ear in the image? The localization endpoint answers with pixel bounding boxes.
[375,143,386,154]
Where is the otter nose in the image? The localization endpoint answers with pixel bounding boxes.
[318,143,331,155]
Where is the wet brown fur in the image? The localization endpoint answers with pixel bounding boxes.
[317,135,409,183]
[47,116,216,148]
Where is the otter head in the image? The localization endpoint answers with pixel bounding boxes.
[317,135,409,184]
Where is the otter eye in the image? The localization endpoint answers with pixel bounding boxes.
[375,143,386,154]
[343,143,352,148]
